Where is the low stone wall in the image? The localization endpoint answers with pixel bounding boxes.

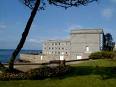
[20,53,90,63]
[20,54,71,63]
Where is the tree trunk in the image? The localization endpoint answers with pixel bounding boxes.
[9,0,40,70]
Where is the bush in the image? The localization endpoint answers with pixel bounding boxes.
[26,65,71,80]
[0,65,71,80]
[26,66,52,80]
[0,72,26,81]
[89,51,115,59]
[0,62,4,67]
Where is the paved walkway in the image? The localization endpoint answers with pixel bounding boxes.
[3,60,89,72]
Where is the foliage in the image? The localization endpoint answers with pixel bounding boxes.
[0,59,116,87]
[22,0,98,9]
[103,33,115,51]
[0,73,26,81]
[0,65,71,80]
[89,51,115,59]
[0,62,4,67]
[26,65,71,80]
[8,0,98,71]
[113,51,116,60]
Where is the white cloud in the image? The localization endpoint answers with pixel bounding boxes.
[31,24,38,29]
[0,24,7,29]
[65,24,83,32]
[111,0,116,3]
[102,8,113,18]
[69,25,82,30]
[28,38,40,44]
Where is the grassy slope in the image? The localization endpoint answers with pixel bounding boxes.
[0,59,116,87]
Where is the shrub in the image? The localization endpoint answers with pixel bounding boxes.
[26,66,52,80]
[89,51,115,59]
[0,65,71,80]
[0,62,4,67]
[0,72,26,81]
[26,65,71,80]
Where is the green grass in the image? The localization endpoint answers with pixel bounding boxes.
[0,59,116,87]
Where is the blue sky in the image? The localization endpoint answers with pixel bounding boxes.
[0,0,116,50]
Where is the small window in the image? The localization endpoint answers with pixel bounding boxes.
[86,46,89,52]
[49,47,51,49]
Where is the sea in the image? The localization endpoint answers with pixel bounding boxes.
[0,49,42,63]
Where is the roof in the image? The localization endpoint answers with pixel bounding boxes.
[70,29,104,34]
[45,40,70,43]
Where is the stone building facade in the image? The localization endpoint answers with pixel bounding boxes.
[70,29,104,60]
[43,40,71,55]
[20,29,105,63]
[42,29,104,60]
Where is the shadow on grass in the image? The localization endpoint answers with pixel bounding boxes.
[52,66,116,80]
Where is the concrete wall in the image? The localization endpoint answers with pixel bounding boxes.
[43,40,71,55]
[20,54,71,63]
[70,29,103,59]
[20,29,104,63]
[71,33,100,52]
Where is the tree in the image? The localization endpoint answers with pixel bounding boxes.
[104,33,115,51]
[9,0,98,70]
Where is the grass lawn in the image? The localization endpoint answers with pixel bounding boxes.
[0,59,116,87]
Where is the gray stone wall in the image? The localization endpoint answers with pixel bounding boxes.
[43,40,71,55]
[70,29,103,59]
[71,34,100,52]
[20,29,104,63]
[20,54,71,63]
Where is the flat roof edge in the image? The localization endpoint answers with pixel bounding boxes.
[70,29,104,34]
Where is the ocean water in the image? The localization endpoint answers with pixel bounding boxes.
[0,49,42,63]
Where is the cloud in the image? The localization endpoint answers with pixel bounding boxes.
[65,24,83,32]
[111,0,116,3]
[28,37,49,44]
[28,38,40,44]
[69,25,82,30]
[31,24,38,29]
[0,24,7,29]
[101,8,113,19]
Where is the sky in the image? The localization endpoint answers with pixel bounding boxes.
[0,0,116,50]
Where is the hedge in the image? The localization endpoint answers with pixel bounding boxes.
[0,65,71,80]
[89,51,115,59]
